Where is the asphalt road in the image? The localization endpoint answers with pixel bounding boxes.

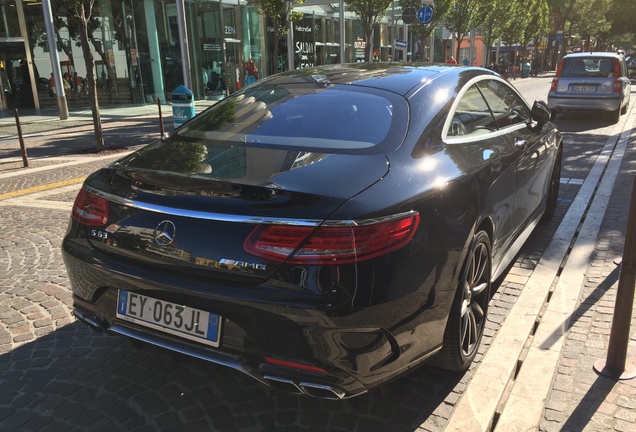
[0,74,631,432]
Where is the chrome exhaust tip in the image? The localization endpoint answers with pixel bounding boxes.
[299,382,346,400]
[72,309,105,333]
[263,375,303,395]
[263,375,347,399]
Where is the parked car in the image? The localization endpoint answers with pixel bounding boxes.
[62,63,562,399]
[626,53,636,79]
[548,51,631,123]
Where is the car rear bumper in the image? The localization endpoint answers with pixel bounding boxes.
[72,306,361,399]
[63,236,446,399]
[548,93,622,112]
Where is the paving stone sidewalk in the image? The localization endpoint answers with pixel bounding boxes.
[539,123,636,432]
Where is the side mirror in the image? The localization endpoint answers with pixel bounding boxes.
[528,100,551,131]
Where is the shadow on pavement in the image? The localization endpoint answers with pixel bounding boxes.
[0,322,464,431]
[551,111,619,133]
[0,122,160,160]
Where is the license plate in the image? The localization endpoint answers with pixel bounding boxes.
[572,85,597,92]
[116,290,221,347]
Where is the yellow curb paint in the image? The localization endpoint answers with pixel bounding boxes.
[0,178,85,200]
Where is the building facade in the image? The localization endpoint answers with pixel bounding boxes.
[0,0,453,113]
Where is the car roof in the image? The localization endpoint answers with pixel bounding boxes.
[563,52,624,60]
[261,63,497,97]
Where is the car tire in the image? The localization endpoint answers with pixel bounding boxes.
[612,107,621,123]
[433,230,491,371]
[549,110,557,121]
[621,103,628,115]
[542,146,562,223]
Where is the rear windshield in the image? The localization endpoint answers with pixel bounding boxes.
[171,83,409,155]
[561,57,617,78]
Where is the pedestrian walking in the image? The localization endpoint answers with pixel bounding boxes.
[244,58,259,86]
[74,73,82,99]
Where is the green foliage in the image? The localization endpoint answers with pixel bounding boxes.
[445,0,480,59]
[476,0,516,63]
[253,0,304,38]
[525,0,551,46]
[347,0,394,25]
[125,140,209,174]
[606,0,636,35]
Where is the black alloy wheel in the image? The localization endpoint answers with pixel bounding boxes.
[434,230,491,371]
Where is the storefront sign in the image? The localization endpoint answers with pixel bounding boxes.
[295,42,314,54]
[355,37,366,60]
[203,43,222,51]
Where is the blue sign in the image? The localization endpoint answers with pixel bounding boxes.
[395,40,407,50]
[417,6,433,24]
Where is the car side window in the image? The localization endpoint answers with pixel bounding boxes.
[477,80,529,129]
[447,85,497,137]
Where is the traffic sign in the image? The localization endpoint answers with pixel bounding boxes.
[402,7,416,25]
[417,6,433,24]
[395,40,407,51]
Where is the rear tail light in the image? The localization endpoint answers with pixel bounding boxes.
[72,188,110,226]
[550,60,563,92]
[244,212,420,265]
[613,60,621,93]
[263,356,328,374]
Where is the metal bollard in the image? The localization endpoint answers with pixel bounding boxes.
[14,108,29,168]
[157,98,165,138]
[594,174,636,380]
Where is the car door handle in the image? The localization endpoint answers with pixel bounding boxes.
[514,138,527,150]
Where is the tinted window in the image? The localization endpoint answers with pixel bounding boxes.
[561,57,618,78]
[173,83,408,154]
[446,79,531,139]
[477,80,529,129]
[448,85,496,136]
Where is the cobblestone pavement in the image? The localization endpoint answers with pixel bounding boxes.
[0,91,634,431]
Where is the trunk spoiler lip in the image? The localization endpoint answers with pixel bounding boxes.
[84,185,417,228]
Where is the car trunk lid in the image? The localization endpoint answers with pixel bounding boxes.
[79,147,389,284]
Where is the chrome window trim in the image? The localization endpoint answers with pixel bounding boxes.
[85,185,417,227]
[443,75,531,144]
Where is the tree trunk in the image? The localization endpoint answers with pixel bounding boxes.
[455,34,465,61]
[274,36,280,73]
[79,22,104,152]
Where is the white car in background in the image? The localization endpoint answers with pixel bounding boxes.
[548,51,631,123]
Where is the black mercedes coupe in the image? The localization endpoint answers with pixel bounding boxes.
[62,63,562,400]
